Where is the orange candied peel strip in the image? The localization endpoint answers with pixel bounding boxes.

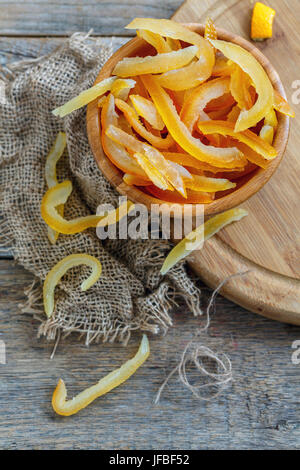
[163,151,245,174]
[41,180,135,234]
[146,185,214,204]
[251,2,276,41]
[141,74,245,169]
[133,152,172,191]
[52,334,150,416]
[180,77,230,132]
[259,124,274,144]
[210,39,274,132]
[156,57,213,92]
[197,120,277,160]
[160,208,248,275]
[186,174,236,192]
[105,124,187,197]
[101,94,146,177]
[212,56,235,77]
[115,98,174,149]
[204,17,217,40]
[113,45,198,77]
[273,90,295,118]
[52,77,116,118]
[125,18,215,62]
[43,254,102,318]
[123,173,152,186]
[129,94,165,131]
[110,78,136,100]
[44,132,67,244]
[230,65,253,110]
[137,29,171,53]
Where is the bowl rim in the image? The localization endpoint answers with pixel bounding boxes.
[87,23,290,218]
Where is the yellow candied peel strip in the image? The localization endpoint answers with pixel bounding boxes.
[44,132,67,244]
[209,39,274,132]
[160,208,248,275]
[186,174,236,192]
[41,180,135,234]
[129,94,165,131]
[137,29,171,53]
[113,45,198,77]
[43,254,102,318]
[52,334,150,416]
[52,77,116,118]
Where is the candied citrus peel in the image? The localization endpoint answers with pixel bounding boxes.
[45,132,67,244]
[52,334,150,416]
[130,94,165,130]
[210,39,274,132]
[273,90,295,118]
[52,77,116,118]
[123,173,152,186]
[137,29,171,53]
[101,94,146,177]
[106,125,187,197]
[133,152,172,191]
[180,77,230,132]
[41,180,134,234]
[113,45,198,77]
[156,57,213,91]
[43,254,102,318]
[186,174,236,193]
[204,17,217,41]
[160,208,248,275]
[197,120,277,160]
[110,78,136,100]
[230,65,253,110]
[251,2,276,41]
[141,75,245,169]
[147,185,214,204]
[115,98,174,149]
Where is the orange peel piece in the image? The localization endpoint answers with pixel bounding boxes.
[204,17,217,40]
[125,18,215,62]
[259,124,274,144]
[52,77,116,118]
[197,120,277,160]
[141,74,244,169]
[273,90,295,118]
[105,125,186,197]
[41,180,135,234]
[133,152,172,190]
[163,151,245,174]
[129,94,165,130]
[43,254,102,318]
[110,78,136,100]
[180,77,230,132]
[123,173,152,186]
[113,45,198,77]
[101,94,146,177]
[156,57,213,92]
[251,2,276,41]
[186,174,236,192]
[44,132,67,244]
[52,334,150,416]
[137,29,171,53]
[115,98,174,149]
[210,39,274,132]
[160,208,248,275]
[230,65,253,110]
[146,185,214,204]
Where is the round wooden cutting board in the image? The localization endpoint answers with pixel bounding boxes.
[172,0,300,324]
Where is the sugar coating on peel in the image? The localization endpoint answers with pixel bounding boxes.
[52,335,150,416]
[43,254,102,318]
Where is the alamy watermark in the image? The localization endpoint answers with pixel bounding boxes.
[291,80,300,105]
[96,197,205,251]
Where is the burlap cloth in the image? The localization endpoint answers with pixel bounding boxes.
[0,34,202,345]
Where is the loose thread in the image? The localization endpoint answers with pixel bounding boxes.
[154,270,251,404]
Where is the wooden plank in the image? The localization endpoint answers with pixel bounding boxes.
[0,36,128,67]
[1,259,300,449]
[0,1,182,37]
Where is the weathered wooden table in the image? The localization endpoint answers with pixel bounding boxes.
[1,0,300,450]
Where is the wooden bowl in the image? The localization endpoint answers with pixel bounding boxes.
[87,24,289,217]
